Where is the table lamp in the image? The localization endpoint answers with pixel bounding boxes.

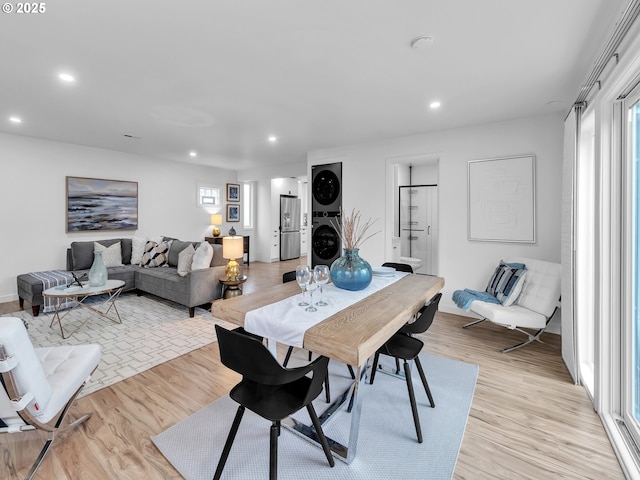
[222,236,244,281]
[210,213,223,237]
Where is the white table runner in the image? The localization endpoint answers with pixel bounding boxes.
[244,272,408,348]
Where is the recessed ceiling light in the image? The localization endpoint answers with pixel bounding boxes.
[58,73,75,82]
[429,101,441,109]
[9,116,22,124]
[268,136,278,143]
[189,151,197,157]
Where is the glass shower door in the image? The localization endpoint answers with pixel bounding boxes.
[399,185,437,275]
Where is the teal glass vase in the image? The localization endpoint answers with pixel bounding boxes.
[88,251,108,287]
[330,248,372,291]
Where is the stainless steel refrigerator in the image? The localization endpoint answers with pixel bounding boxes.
[280,195,301,260]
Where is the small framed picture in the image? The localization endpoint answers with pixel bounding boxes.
[226,183,240,202]
[227,204,240,222]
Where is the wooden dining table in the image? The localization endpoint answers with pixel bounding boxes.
[211,273,445,462]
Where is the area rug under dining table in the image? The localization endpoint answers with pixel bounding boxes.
[152,352,479,480]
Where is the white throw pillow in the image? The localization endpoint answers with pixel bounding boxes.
[94,242,124,268]
[191,241,213,271]
[130,236,147,265]
[131,235,163,265]
[177,244,196,277]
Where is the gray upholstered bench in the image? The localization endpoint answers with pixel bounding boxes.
[16,271,75,317]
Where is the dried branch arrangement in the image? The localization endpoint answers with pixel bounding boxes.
[331,208,380,250]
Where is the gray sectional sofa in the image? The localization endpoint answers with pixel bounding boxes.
[18,237,228,317]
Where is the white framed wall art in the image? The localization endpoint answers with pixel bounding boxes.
[467,154,536,243]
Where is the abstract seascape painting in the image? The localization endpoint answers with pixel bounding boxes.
[66,176,138,232]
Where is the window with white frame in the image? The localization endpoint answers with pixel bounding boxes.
[243,182,254,229]
[620,84,640,452]
[198,185,220,207]
[598,54,640,477]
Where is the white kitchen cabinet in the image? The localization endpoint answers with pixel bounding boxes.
[301,227,308,256]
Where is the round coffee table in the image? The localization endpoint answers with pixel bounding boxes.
[43,279,125,338]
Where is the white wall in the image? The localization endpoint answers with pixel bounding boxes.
[2,112,564,312]
[0,132,239,302]
[236,161,307,182]
[308,113,564,314]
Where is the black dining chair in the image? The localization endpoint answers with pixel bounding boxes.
[214,325,335,480]
[369,292,441,443]
[381,262,414,273]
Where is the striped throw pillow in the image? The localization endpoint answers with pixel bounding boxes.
[486,261,527,306]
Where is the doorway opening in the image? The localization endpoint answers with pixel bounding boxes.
[386,154,439,276]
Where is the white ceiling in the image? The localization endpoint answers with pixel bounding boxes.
[0,0,628,171]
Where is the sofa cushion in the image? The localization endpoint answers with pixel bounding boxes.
[35,342,101,424]
[469,301,547,330]
[73,265,137,291]
[192,242,213,270]
[94,241,124,268]
[71,239,127,270]
[505,256,562,318]
[131,236,146,265]
[169,240,197,267]
[177,244,196,277]
[141,240,172,268]
[135,267,189,296]
[210,243,225,267]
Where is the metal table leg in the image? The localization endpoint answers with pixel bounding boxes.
[48,287,123,339]
[284,362,368,464]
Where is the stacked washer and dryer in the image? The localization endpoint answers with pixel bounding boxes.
[311,162,342,268]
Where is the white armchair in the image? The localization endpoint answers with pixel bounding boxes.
[0,317,101,479]
[462,257,561,353]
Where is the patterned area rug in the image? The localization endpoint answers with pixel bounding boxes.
[153,352,479,480]
[3,293,233,396]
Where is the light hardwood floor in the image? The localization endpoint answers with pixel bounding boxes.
[1,259,625,479]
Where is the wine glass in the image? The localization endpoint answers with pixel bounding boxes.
[313,265,330,306]
[305,279,318,312]
[296,265,311,306]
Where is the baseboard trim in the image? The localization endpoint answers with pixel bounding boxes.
[0,293,18,304]
[438,304,478,318]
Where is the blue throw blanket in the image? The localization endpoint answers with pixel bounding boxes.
[452,289,500,311]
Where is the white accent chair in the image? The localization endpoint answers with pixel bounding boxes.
[0,317,101,479]
[462,257,562,353]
